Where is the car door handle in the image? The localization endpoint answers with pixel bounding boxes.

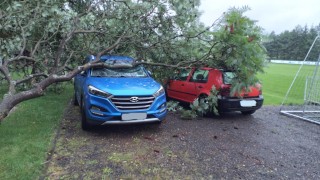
[198,85,203,88]
[181,84,185,86]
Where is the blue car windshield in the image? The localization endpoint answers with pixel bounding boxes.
[91,66,148,77]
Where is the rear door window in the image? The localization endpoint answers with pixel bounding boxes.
[223,72,235,84]
[175,69,192,81]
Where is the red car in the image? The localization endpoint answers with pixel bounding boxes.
[165,67,263,115]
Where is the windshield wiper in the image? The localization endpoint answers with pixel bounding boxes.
[92,75,104,77]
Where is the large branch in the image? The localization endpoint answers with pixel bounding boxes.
[7,56,36,64]
[18,23,27,57]
[0,60,97,121]
[0,67,8,83]
[135,59,200,68]
[0,61,16,95]
[0,55,131,120]
[53,31,74,70]
[74,30,102,34]
[95,33,127,61]
[55,51,74,74]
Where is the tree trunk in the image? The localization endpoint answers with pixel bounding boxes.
[0,87,46,121]
[0,62,101,121]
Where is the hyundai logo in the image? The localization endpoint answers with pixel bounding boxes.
[130,96,139,103]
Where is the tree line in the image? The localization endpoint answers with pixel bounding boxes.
[264,24,320,61]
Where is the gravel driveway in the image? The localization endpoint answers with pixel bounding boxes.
[43,103,320,179]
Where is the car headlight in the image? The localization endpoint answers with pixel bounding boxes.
[88,85,112,98]
[153,86,165,98]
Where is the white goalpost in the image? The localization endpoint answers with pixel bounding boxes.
[280,35,320,125]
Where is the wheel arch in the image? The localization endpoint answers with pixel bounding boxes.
[199,91,210,98]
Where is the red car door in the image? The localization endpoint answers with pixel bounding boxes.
[179,78,198,103]
[189,68,211,97]
[167,68,214,103]
[167,68,198,103]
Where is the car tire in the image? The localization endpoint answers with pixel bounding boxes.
[241,110,256,115]
[73,92,79,106]
[198,95,213,117]
[81,99,92,131]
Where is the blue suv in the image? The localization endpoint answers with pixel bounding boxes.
[74,55,167,130]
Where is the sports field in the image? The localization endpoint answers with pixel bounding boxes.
[258,63,317,105]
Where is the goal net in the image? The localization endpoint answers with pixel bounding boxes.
[280,35,320,125]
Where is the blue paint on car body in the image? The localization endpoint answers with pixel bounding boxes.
[74,55,167,130]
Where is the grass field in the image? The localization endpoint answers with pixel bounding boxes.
[258,63,316,105]
[0,84,72,180]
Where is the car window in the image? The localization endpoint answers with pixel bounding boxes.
[175,69,192,81]
[223,72,235,84]
[91,66,147,77]
[190,69,209,83]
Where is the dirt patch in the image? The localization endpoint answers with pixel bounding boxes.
[43,104,320,179]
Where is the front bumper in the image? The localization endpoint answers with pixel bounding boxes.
[218,96,264,112]
[84,93,167,125]
[101,118,161,125]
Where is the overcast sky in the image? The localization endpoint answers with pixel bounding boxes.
[199,0,320,34]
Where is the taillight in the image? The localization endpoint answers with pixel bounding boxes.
[255,83,262,95]
[219,87,230,97]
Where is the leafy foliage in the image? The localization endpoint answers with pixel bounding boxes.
[206,86,219,115]
[166,101,183,112]
[0,1,267,121]
[201,7,266,94]
[180,109,198,120]
[190,97,209,117]
[168,86,219,119]
[190,86,219,117]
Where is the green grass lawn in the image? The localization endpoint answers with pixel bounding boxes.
[0,84,72,180]
[258,63,316,105]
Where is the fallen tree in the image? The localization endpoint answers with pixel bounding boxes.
[0,1,266,121]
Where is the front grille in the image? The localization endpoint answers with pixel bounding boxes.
[111,95,155,110]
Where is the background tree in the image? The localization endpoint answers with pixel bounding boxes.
[264,24,320,61]
[0,1,266,121]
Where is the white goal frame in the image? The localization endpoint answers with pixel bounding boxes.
[280,35,320,125]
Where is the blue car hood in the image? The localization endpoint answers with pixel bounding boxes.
[87,77,161,96]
